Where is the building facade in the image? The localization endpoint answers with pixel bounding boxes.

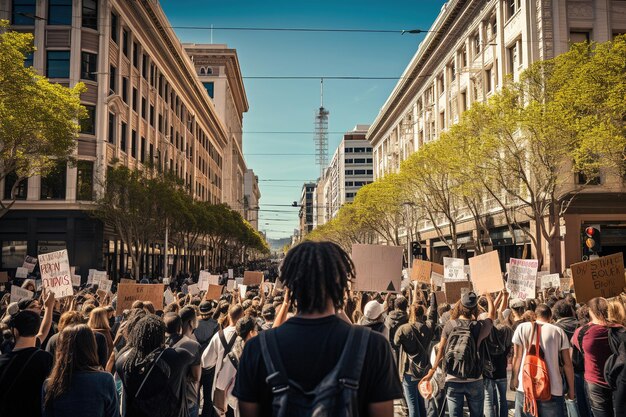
[243,169,261,231]
[367,0,626,269]
[0,0,231,279]
[183,43,249,215]
[298,183,316,239]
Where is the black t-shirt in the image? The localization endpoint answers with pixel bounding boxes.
[233,315,403,416]
[0,347,53,417]
[193,318,219,352]
[46,331,109,368]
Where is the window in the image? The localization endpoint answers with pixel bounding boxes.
[46,51,70,78]
[48,0,72,25]
[345,181,353,187]
[12,0,36,25]
[109,65,116,93]
[460,47,468,68]
[149,104,154,126]
[203,82,214,98]
[80,105,96,135]
[345,170,353,175]
[473,33,481,55]
[122,29,129,56]
[132,87,137,111]
[489,14,497,39]
[131,130,137,158]
[149,143,154,163]
[24,51,34,68]
[354,158,366,164]
[132,42,139,67]
[80,52,97,81]
[570,31,591,44]
[110,12,118,43]
[142,54,147,78]
[507,42,519,74]
[1,240,28,269]
[141,97,146,119]
[367,170,373,175]
[120,122,127,152]
[200,67,205,75]
[449,61,456,81]
[122,77,128,102]
[346,192,355,198]
[82,0,97,30]
[345,147,353,153]
[367,158,373,163]
[506,0,520,19]
[485,68,493,92]
[140,137,146,162]
[76,160,93,201]
[3,172,28,200]
[354,169,366,175]
[439,111,446,129]
[108,112,115,143]
[345,158,353,164]
[40,162,66,200]
[460,91,467,113]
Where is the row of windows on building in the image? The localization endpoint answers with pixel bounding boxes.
[345,181,371,187]
[344,169,373,176]
[345,158,373,164]
[12,0,97,29]
[3,161,94,201]
[345,147,372,153]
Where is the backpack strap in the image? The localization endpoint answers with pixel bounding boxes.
[219,330,237,356]
[259,330,290,394]
[135,348,167,399]
[576,323,592,355]
[338,326,371,389]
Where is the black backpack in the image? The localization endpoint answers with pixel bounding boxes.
[443,319,481,379]
[259,326,371,417]
[603,327,626,390]
[572,324,592,373]
[122,348,183,417]
[401,323,431,378]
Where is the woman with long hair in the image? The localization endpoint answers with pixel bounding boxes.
[42,325,119,417]
[89,307,114,359]
[572,297,624,417]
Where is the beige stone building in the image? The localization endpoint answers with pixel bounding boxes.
[368,0,626,270]
[0,0,235,278]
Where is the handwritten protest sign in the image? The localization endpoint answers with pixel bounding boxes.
[468,251,503,295]
[11,286,33,303]
[507,258,538,300]
[243,271,264,286]
[571,253,625,303]
[352,244,403,292]
[445,280,473,303]
[226,280,235,291]
[116,284,164,315]
[164,288,175,305]
[205,284,224,301]
[431,272,444,289]
[434,290,447,304]
[540,273,560,289]
[0,271,8,283]
[411,260,432,283]
[96,278,112,293]
[38,249,73,298]
[23,255,37,273]
[188,284,200,295]
[120,278,135,285]
[444,257,465,281]
[15,267,28,279]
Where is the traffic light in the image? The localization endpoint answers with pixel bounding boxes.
[411,242,420,257]
[584,226,601,254]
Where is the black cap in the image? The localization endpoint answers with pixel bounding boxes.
[199,301,212,314]
[461,291,478,309]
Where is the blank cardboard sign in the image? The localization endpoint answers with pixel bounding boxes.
[411,260,432,283]
[352,244,403,293]
[205,284,224,301]
[445,280,473,304]
[243,271,264,286]
[571,252,625,303]
[468,251,503,295]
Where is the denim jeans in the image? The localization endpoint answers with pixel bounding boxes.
[445,380,484,417]
[514,391,565,417]
[484,378,508,417]
[403,374,426,417]
[585,382,613,417]
[573,372,590,417]
[188,404,199,417]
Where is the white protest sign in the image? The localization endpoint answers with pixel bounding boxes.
[235,278,243,288]
[72,275,81,287]
[227,279,235,291]
[22,255,37,273]
[431,271,444,288]
[188,284,200,295]
[540,273,560,289]
[239,284,248,299]
[164,288,175,305]
[163,278,170,285]
[11,286,33,303]
[228,269,234,279]
[507,258,538,300]
[38,249,73,298]
[444,257,465,281]
[96,278,112,293]
[15,267,28,279]
[198,272,209,291]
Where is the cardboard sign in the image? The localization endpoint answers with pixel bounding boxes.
[352,244,403,292]
[23,255,37,273]
[243,271,264,286]
[464,265,471,280]
[571,253,625,303]
[560,278,572,292]
[15,267,28,279]
[228,269,234,279]
[468,251,503,295]
[164,288,175,305]
[226,279,235,291]
[96,289,108,300]
[540,273,561,289]
[116,283,164,315]
[96,279,112,293]
[205,284,224,301]
[434,290,447,304]
[120,278,135,285]
[239,284,248,299]
[411,260,431,283]
[163,278,170,285]
[11,286,33,303]
[444,257,465,281]
[431,272,444,289]
[0,271,8,283]
[445,280,473,303]
[235,278,243,287]
[187,284,200,296]
[38,249,73,298]
[506,258,538,300]
[72,275,81,287]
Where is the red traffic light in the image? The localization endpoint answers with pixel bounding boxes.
[585,227,596,237]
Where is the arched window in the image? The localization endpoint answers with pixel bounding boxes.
[200,67,206,75]
[206,67,213,75]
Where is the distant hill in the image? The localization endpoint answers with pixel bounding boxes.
[268,237,291,253]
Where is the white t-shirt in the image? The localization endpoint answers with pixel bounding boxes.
[512,321,570,396]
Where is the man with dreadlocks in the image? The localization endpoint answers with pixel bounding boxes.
[233,241,403,417]
[115,314,195,417]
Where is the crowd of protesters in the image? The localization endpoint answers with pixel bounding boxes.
[0,241,625,417]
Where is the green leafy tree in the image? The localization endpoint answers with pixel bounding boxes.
[0,21,85,217]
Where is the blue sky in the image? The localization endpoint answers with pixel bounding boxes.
[160,0,445,239]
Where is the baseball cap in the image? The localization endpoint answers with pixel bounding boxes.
[364,300,385,320]
[461,291,478,309]
[510,298,525,309]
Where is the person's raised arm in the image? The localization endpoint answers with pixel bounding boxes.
[272,288,291,328]
[37,290,55,343]
[485,291,495,321]
[427,290,438,327]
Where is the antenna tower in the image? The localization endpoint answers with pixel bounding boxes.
[314,78,329,178]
